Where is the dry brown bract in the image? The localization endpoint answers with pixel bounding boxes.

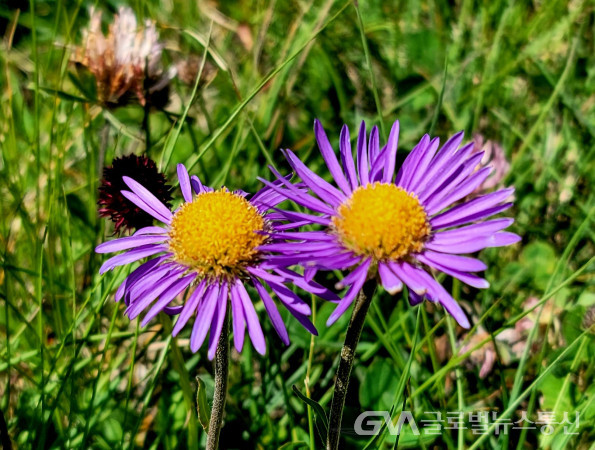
[73,7,174,107]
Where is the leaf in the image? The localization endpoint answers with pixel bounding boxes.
[359,358,399,410]
[38,86,88,103]
[292,384,328,442]
[520,241,557,290]
[68,70,97,101]
[196,376,211,431]
[278,442,309,450]
[183,29,229,72]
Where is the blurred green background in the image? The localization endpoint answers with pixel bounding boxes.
[0,0,593,448]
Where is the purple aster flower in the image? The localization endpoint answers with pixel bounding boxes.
[263,119,521,329]
[96,164,338,358]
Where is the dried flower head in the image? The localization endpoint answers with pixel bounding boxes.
[471,134,510,192]
[73,7,174,107]
[98,155,173,233]
[583,306,595,333]
[175,55,218,87]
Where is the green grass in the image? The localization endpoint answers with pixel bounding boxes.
[1,0,594,448]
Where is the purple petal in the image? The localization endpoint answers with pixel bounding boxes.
[304,267,317,282]
[172,280,206,336]
[96,234,167,254]
[378,262,403,294]
[425,162,490,215]
[405,137,440,191]
[259,241,334,253]
[431,218,514,244]
[417,270,470,328]
[121,190,170,224]
[190,284,220,353]
[417,250,487,272]
[272,207,331,226]
[252,277,290,345]
[416,253,489,288]
[326,259,370,326]
[430,188,514,229]
[133,226,168,236]
[141,273,197,326]
[251,173,292,201]
[368,146,386,182]
[426,231,521,253]
[412,131,464,192]
[340,125,358,191]
[99,244,168,274]
[236,281,266,355]
[408,291,424,306]
[163,305,183,315]
[382,120,400,183]
[267,231,335,241]
[283,150,345,206]
[310,253,362,271]
[425,166,490,216]
[433,203,514,230]
[289,310,318,335]
[417,142,474,203]
[190,175,206,194]
[230,281,247,352]
[208,282,228,360]
[314,119,352,195]
[368,126,379,166]
[177,164,193,203]
[335,257,372,289]
[128,262,177,299]
[127,269,185,320]
[395,134,429,188]
[389,262,429,295]
[422,151,485,208]
[274,268,340,302]
[357,121,369,186]
[273,220,312,231]
[487,232,521,247]
[122,176,173,221]
[115,255,168,302]
[267,281,311,316]
[258,173,336,215]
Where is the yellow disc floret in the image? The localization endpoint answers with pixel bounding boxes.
[168,190,266,279]
[331,182,431,261]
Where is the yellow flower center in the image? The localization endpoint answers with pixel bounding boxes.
[331,182,431,261]
[168,190,266,279]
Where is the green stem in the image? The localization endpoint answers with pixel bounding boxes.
[326,279,377,450]
[206,308,230,450]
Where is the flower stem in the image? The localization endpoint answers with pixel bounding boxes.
[326,279,377,450]
[206,309,229,450]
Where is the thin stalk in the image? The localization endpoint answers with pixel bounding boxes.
[206,307,230,450]
[326,279,377,450]
[98,119,110,179]
[305,294,317,450]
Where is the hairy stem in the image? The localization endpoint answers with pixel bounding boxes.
[326,279,377,450]
[206,309,229,450]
